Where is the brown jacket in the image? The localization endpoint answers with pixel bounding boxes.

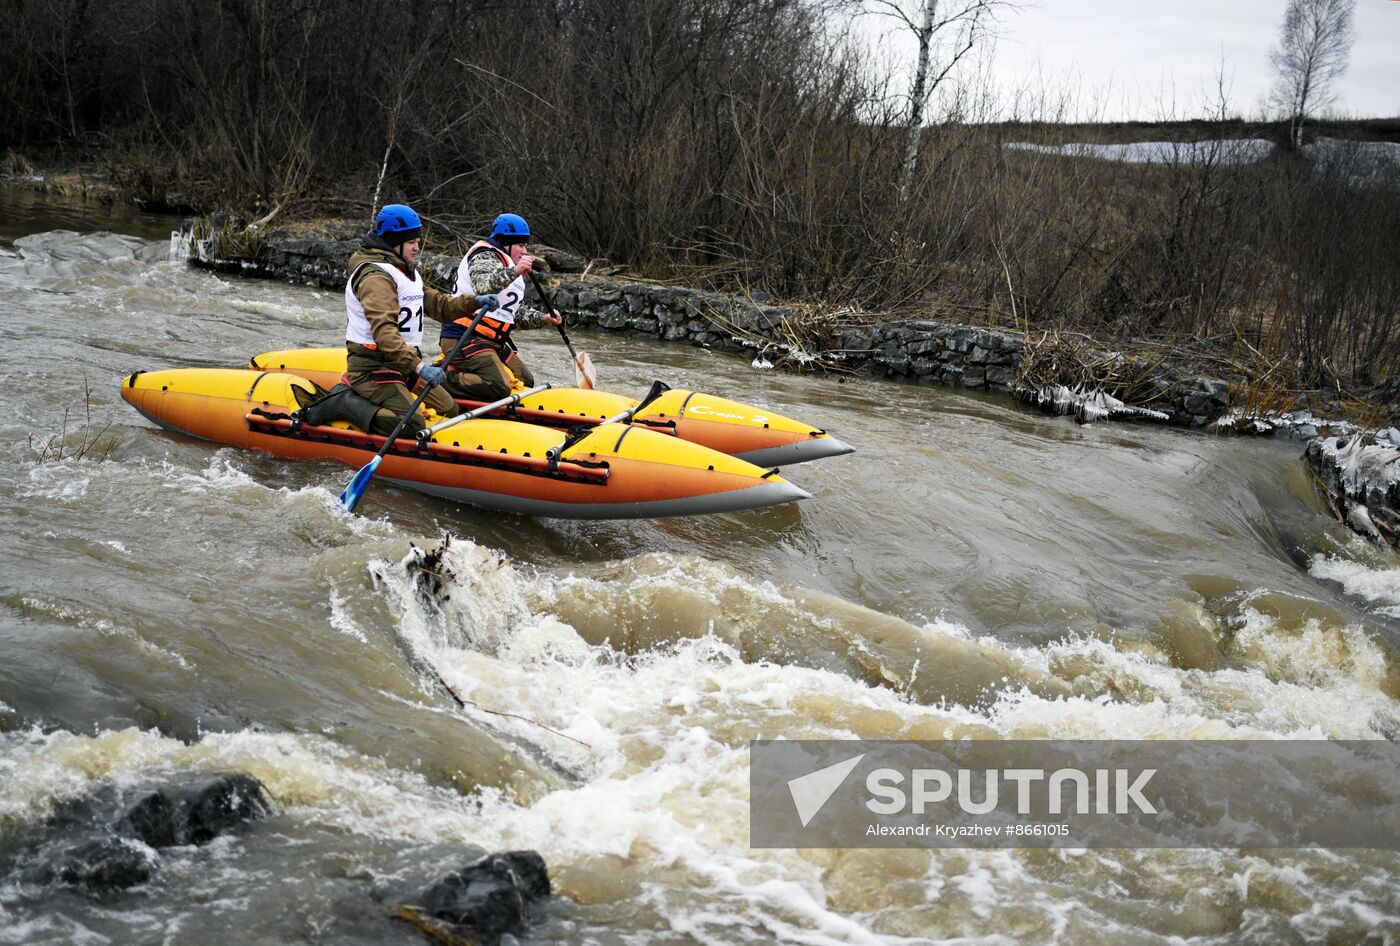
[346,240,484,379]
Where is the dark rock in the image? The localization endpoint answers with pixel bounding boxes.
[986,365,1016,388]
[110,774,271,850]
[413,851,550,946]
[116,790,181,848]
[53,838,158,893]
[655,304,687,326]
[839,328,875,351]
[905,336,942,357]
[748,309,782,334]
[12,773,272,899]
[598,309,630,330]
[180,774,271,845]
[874,351,912,375]
[1183,394,1214,416]
[1305,436,1400,548]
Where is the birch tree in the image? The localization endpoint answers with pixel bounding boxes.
[856,0,1012,198]
[1268,0,1355,149]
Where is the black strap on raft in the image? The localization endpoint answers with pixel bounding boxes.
[245,372,276,400]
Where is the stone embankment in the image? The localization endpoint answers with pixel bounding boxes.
[182,223,1233,426]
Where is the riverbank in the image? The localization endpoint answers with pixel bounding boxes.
[179,216,1400,429]
[174,213,1400,550]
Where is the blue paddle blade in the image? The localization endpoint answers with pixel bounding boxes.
[339,455,382,512]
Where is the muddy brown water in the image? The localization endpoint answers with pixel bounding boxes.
[1,186,1397,944]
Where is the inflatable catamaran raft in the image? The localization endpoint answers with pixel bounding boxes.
[120,368,819,519]
[249,348,854,467]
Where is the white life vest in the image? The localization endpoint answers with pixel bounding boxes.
[345,261,426,348]
[453,240,524,326]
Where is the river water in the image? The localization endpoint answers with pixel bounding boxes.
[1,187,1398,944]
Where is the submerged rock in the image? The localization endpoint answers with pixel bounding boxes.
[51,837,159,893]
[10,772,272,895]
[395,851,551,946]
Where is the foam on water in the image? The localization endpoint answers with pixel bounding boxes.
[3,513,1395,943]
[18,463,90,502]
[127,454,404,542]
[342,538,1400,942]
[1310,552,1400,618]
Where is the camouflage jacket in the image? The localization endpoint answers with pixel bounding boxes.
[465,246,554,330]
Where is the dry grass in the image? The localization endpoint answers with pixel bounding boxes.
[29,382,116,463]
[1013,330,1174,405]
[1,150,37,175]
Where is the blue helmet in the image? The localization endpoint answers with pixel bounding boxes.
[488,213,530,245]
[374,204,423,243]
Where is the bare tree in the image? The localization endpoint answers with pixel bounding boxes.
[1268,0,1355,148]
[854,0,1014,198]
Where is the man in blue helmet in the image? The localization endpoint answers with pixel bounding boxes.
[345,203,500,435]
[440,212,563,401]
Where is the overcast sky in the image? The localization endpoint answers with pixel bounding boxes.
[863,0,1399,121]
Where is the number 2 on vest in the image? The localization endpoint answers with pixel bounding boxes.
[397,305,423,332]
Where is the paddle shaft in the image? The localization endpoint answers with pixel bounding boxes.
[526,271,582,361]
[418,383,551,439]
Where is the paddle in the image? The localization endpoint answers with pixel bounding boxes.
[416,383,551,441]
[526,270,596,389]
[339,306,490,512]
